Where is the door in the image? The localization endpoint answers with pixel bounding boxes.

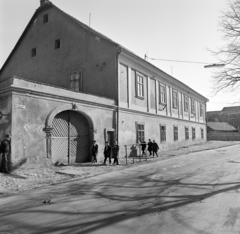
[51,110,89,164]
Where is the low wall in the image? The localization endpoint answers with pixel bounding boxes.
[207,131,240,141]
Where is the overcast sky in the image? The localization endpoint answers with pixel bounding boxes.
[0,0,236,111]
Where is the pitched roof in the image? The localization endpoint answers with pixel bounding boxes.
[222,106,240,113]
[207,122,237,131]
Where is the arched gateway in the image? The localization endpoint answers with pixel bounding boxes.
[45,104,94,164]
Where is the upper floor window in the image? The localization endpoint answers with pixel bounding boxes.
[159,83,166,104]
[174,126,178,141]
[160,124,166,142]
[184,95,188,112]
[136,123,145,143]
[136,73,144,98]
[55,39,61,49]
[172,89,178,109]
[70,70,82,92]
[191,98,195,114]
[200,103,203,116]
[31,48,36,57]
[43,14,48,23]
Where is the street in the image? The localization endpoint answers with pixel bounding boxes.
[1,144,240,234]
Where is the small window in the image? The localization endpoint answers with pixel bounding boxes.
[55,39,60,49]
[185,127,189,140]
[192,127,196,140]
[160,125,166,142]
[191,98,195,114]
[70,70,82,92]
[43,14,48,23]
[159,83,166,104]
[184,95,188,112]
[174,126,178,141]
[136,123,145,143]
[31,48,36,57]
[172,89,178,109]
[136,73,144,98]
[200,103,203,117]
[201,128,204,139]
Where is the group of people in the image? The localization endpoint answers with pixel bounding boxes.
[91,140,120,165]
[141,139,159,157]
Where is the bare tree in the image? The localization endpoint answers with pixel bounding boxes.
[211,0,240,94]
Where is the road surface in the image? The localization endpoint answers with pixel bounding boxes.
[1,144,240,234]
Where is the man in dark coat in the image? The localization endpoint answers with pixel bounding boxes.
[91,140,98,163]
[112,140,120,165]
[103,141,112,165]
[147,139,153,156]
[152,140,159,157]
[141,140,146,155]
[0,133,11,173]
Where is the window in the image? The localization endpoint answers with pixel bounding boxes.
[201,128,204,139]
[174,126,178,141]
[191,98,195,114]
[185,127,189,140]
[172,89,178,109]
[136,123,145,143]
[31,48,36,57]
[200,103,203,116]
[160,125,166,142]
[184,95,188,112]
[55,39,61,49]
[70,70,82,92]
[159,83,166,104]
[136,73,144,98]
[43,14,48,23]
[192,127,196,140]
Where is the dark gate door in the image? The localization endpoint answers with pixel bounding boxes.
[51,110,89,164]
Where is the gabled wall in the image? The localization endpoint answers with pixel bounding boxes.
[0,6,118,100]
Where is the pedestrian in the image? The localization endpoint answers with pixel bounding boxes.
[141,140,146,155]
[112,140,120,165]
[91,140,98,163]
[147,139,153,156]
[103,141,112,165]
[0,133,11,174]
[152,140,159,157]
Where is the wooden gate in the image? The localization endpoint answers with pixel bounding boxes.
[51,110,89,164]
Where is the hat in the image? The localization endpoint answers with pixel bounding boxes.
[5,133,11,138]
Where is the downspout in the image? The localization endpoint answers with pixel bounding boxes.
[116,45,122,144]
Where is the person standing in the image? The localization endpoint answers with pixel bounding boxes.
[147,139,153,156]
[152,140,159,157]
[91,140,98,163]
[112,140,120,165]
[141,140,146,156]
[0,133,11,174]
[103,141,112,165]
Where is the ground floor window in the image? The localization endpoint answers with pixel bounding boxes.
[160,125,166,142]
[201,128,204,139]
[136,123,145,143]
[174,126,178,141]
[185,127,189,140]
[192,127,196,140]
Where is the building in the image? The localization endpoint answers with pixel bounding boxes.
[0,1,208,168]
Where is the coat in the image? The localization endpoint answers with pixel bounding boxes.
[104,145,112,157]
[112,145,119,158]
[152,142,159,152]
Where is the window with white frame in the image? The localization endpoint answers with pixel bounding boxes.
[191,98,195,114]
[136,123,145,143]
[70,70,82,92]
[185,127,189,140]
[174,126,178,141]
[192,127,196,140]
[200,103,203,116]
[160,124,166,142]
[172,89,178,109]
[136,73,144,98]
[184,95,188,112]
[159,83,166,104]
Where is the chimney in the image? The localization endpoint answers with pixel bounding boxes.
[40,0,49,6]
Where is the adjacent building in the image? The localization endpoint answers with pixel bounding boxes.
[0,0,208,168]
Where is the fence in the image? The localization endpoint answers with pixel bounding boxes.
[124,143,148,164]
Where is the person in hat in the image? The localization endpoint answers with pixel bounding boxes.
[103,141,112,165]
[0,133,11,173]
[91,140,98,163]
[112,140,120,165]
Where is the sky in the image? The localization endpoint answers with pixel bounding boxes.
[0,0,237,111]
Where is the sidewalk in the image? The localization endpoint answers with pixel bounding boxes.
[0,141,239,196]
